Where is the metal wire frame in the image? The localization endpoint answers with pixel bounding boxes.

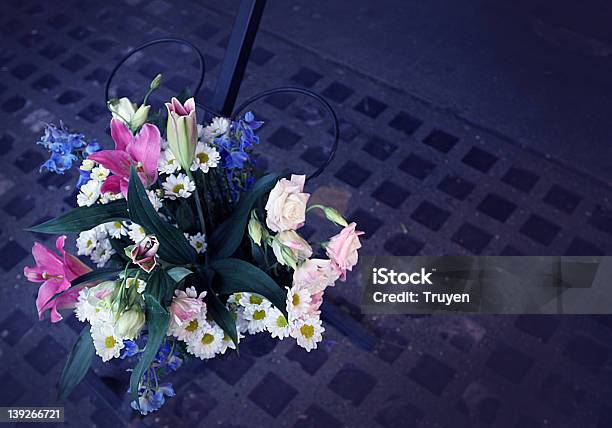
[104,37,206,104]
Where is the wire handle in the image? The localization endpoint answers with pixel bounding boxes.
[104,38,206,104]
[231,87,340,181]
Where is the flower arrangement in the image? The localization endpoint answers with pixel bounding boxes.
[24,75,363,414]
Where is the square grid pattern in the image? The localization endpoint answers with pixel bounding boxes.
[0,0,611,427]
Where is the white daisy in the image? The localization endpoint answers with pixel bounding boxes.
[76,229,99,256]
[91,239,114,268]
[92,323,124,361]
[104,221,126,239]
[186,321,224,360]
[74,288,95,322]
[125,277,147,294]
[172,313,204,342]
[162,174,195,200]
[187,232,207,254]
[243,301,272,334]
[227,292,247,306]
[128,223,146,243]
[158,149,181,175]
[99,192,123,204]
[190,142,220,173]
[91,166,110,182]
[266,308,290,339]
[291,314,324,351]
[203,117,230,141]
[286,285,312,321]
[234,307,250,334]
[80,159,95,171]
[147,190,163,211]
[218,327,242,354]
[77,180,102,207]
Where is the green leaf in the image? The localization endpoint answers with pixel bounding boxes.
[26,200,129,234]
[130,270,171,405]
[44,268,123,307]
[167,266,193,284]
[210,172,285,259]
[204,283,238,347]
[58,324,95,400]
[210,258,287,318]
[127,166,196,264]
[175,201,197,233]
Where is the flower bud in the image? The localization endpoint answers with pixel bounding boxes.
[129,235,159,273]
[165,97,198,170]
[248,212,266,246]
[271,231,312,270]
[150,73,163,90]
[323,206,348,227]
[130,104,150,131]
[108,97,137,125]
[116,309,145,340]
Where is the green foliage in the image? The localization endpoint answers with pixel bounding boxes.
[26,200,128,234]
[127,166,196,264]
[58,325,95,400]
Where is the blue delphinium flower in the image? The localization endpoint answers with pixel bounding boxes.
[123,335,184,415]
[37,122,99,176]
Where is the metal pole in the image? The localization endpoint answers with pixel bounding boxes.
[210,0,267,117]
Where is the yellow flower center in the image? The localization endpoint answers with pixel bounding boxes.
[201,333,214,345]
[197,152,209,164]
[292,293,300,306]
[114,221,122,228]
[172,184,185,193]
[276,315,288,328]
[250,295,263,305]
[300,324,315,339]
[253,309,266,321]
[185,319,199,332]
[104,336,117,349]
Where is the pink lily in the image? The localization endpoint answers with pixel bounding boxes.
[24,236,91,323]
[169,287,206,326]
[88,118,161,197]
[129,235,159,273]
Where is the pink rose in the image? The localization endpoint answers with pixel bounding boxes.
[326,222,364,281]
[265,174,310,232]
[129,235,159,273]
[293,259,339,294]
[169,286,206,326]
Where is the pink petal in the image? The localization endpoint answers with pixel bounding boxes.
[63,253,91,281]
[36,280,63,320]
[31,242,63,274]
[126,123,161,184]
[171,97,188,116]
[88,150,131,177]
[110,118,133,151]
[100,174,123,194]
[184,98,195,113]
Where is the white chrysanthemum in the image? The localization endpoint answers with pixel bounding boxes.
[266,307,290,339]
[91,239,114,268]
[80,159,95,171]
[186,321,225,360]
[187,232,207,254]
[243,301,272,334]
[125,277,146,294]
[286,286,312,321]
[104,221,126,239]
[172,312,204,342]
[190,142,220,173]
[290,314,324,351]
[243,293,270,309]
[218,326,242,354]
[128,223,146,243]
[99,191,123,204]
[92,323,124,361]
[147,190,163,211]
[91,166,110,182]
[76,229,99,256]
[162,174,195,200]
[203,117,230,141]
[158,149,181,175]
[234,307,250,334]
[74,288,95,322]
[77,180,102,207]
[227,292,247,306]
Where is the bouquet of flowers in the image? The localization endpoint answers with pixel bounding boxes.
[23,75,363,414]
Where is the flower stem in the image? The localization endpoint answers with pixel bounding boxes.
[187,170,207,238]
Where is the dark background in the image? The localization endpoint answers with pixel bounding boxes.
[1,0,612,427]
